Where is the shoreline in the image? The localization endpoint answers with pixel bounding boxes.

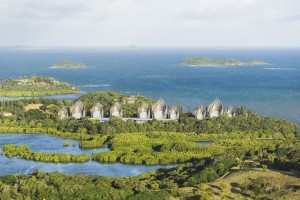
[180,63,270,67]
[50,66,86,69]
[0,90,83,98]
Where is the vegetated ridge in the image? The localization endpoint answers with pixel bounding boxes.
[180,57,269,66]
[50,60,86,69]
[0,75,80,97]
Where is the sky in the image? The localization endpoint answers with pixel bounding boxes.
[0,0,299,47]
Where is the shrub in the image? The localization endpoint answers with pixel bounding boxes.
[0,175,17,185]
[63,141,70,147]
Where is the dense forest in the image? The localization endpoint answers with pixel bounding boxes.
[0,91,299,199]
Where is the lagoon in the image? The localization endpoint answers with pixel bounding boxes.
[0,134,175,177]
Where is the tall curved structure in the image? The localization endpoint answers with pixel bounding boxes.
[58,108,68,120]
[91,102,104,119]
[207,99,223,118]
[152,99,167,120]
[138,103,150,119]
[168,106,179,120]
[195,106,206,120]
[110,103,122,117]
[70,101,85,119]
[226,106,235,118]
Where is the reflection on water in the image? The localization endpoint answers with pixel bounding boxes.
[197,141,212,146]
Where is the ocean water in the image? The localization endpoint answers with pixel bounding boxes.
[0,47,299,126]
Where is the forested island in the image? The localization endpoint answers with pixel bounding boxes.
[50,60,86,69]
[180,57,269,66]
[0,75,80,97]
[0,91,299,199]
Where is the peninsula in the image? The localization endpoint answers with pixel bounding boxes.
[50,60,86,69]
[0,75,80,97]
[180,57,269,66]
[0,90,299,199]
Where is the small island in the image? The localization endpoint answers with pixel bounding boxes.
[50,60,86,69]
[0,75,80,97]
[180,57,269,66]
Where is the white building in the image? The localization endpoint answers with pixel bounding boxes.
[138,103,150,119]
[168,106,179,120]
[195,106,206,120]
[70,101,85,119]
[225,106,235,118]
[152,99,167,120]
[91,102,104,119]
[58,108,68,119]
[207,99,223,118]
[110,103,122,117]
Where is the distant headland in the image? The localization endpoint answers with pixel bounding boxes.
[0,75,80,97]
[50,60,86,69]
[180,57,269,66]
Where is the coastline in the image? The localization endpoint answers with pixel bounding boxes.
[50,66,86,69]
[0,89,82,98]
[180,63,270,67]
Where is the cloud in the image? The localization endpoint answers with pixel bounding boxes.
[0,0,299,47]
[281,14,300,21]
[0,0,87,20]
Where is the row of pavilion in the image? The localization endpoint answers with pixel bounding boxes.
[58,99,235,121]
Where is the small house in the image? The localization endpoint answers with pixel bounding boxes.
[58,108,69,120]
[91,102,104,119]
[168,106,179,120]
[225,106,235,118]
[70,101,85,119]
[110,103,122,117]
[152,99,167,120]
[138,103,150,119]
[195,106,206,120]
[207,99,223,118]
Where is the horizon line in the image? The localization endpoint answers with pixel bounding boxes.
[1,45,300,50]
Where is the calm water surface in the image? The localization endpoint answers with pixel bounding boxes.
[197,141,212,146]
[0,134,175,176]
[0,47,299,126]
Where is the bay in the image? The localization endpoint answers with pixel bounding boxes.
[1,47,298,126]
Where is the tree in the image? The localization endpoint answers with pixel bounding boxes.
[39,105,47,111]
[25,109,46,121]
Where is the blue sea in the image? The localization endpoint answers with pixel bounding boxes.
[0,47,299,126]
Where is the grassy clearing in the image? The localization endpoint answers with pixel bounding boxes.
[210,169,300,199]
[174,169,300,200]
[24,104,43,111]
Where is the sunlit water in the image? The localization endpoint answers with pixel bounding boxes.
[0,47,299,126]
